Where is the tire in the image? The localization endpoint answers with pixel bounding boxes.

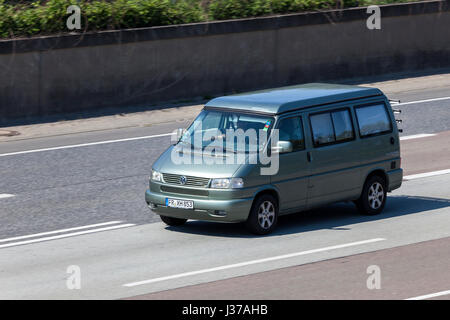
[245,194,279,235]
[160,215,187,226]
[355,175,387,215]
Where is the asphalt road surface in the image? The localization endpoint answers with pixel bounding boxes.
[0,82,449,299]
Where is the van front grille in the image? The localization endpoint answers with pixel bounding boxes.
[160,185,209,196]
[162,173,210,187]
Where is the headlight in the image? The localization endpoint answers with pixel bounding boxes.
[210,178,244,189]
[151,169,162,182]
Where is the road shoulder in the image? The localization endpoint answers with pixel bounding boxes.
[1,71,450,143]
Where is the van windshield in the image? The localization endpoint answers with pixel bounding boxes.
[179,109,274,153]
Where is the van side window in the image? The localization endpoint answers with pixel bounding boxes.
[332,110,354,141]
[277,116,305,151]
[310,113,334,145]
[310,109,354,146]
[355,104,392,137]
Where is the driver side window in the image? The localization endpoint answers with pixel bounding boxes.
[276,116,305,152]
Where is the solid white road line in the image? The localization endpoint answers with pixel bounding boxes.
[0,220,123,244]
[404,169,450,180]
[2,94,448,158]
[0,96,448,158]
[123,238,386,287]
[400,133,436,141]
[0,194,15,199]
[405,289,450,300]
[0,132,173,157]
[0,223,135,249]
[392,96,450,106]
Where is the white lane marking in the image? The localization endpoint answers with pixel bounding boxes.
[0,220,123,244]
[0,96,446,158]
[1,93,448,159]
[0,132,172,158]
[0,223,135,249]
[391,96,450,106]
[0,96,448,158]
[123,238,386,287]
[400,133,436,141]
[404,169,450,180]
[0,194,15,199]
[405,289,450,300]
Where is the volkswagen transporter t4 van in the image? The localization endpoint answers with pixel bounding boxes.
[145,83,403,234]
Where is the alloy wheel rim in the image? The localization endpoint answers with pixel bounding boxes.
[368,182,384,209]
[258,201,275,229]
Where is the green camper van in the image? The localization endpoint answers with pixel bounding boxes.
[145,83,403,234]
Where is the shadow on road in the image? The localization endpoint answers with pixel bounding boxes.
[165,195,450,238]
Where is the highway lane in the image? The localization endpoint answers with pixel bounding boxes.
[129,236,450,300]
[401,130,450,176]
[0,121,188,238]
[0,173,449,299]
[0,83,449,299]
[0,86,449,154]
[0,87,449,239]
[0,130,448,239]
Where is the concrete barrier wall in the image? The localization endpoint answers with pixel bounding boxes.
[1,1,449,121]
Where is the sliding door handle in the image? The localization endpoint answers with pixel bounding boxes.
[307,151,313,162]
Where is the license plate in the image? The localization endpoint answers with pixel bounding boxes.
[165,198,194,209]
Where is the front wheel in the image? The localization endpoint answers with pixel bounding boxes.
[160,215,187,226]
[355,175,387,215]
[245,194,278,235]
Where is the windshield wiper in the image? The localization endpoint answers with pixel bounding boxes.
[200,145,237,155]
[180,140,239,155]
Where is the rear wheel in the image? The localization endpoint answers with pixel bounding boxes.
[245,194,278,235]
[355,175,387,215]
[160,215,187,226]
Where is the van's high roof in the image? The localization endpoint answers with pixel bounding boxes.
[205,83,383,115]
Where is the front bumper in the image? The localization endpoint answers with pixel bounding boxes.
[145,189,254,223]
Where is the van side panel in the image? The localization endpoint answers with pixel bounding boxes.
[305,107,363,208]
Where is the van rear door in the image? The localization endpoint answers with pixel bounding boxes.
[354,101,401,180]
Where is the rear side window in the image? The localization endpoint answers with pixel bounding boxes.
[310,109,354,146]
[277,116,305,151]
[310,113,334,145]
[332,110,354,141]
[355,104,392,137]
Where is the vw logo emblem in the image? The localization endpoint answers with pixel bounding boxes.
[179,176,187,185]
